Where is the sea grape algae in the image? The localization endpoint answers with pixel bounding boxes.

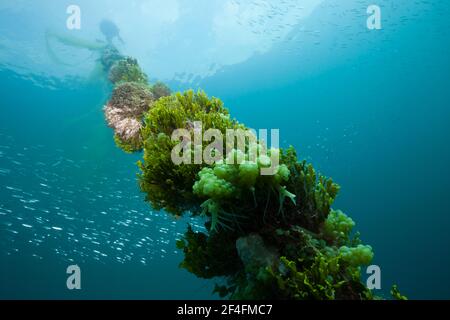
[101,45,404,300]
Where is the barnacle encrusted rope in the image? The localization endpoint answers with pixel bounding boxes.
[100,46,406,300]
[101,47,171,153]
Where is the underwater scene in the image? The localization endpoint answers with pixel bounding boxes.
[0,0,449,300]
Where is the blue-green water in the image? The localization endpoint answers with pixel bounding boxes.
[1,0,449,299]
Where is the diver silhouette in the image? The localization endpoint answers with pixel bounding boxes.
[100,19,124,45]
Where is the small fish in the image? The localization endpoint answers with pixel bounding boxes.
[52,160,61,167]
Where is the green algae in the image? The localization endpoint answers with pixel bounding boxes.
[109,57,148,85]
[99,46,406,300]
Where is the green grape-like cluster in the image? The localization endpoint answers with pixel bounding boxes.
[339,244,374,267]
[193,167,236,200]
[192,148,297,232]
[322,209,355,245]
